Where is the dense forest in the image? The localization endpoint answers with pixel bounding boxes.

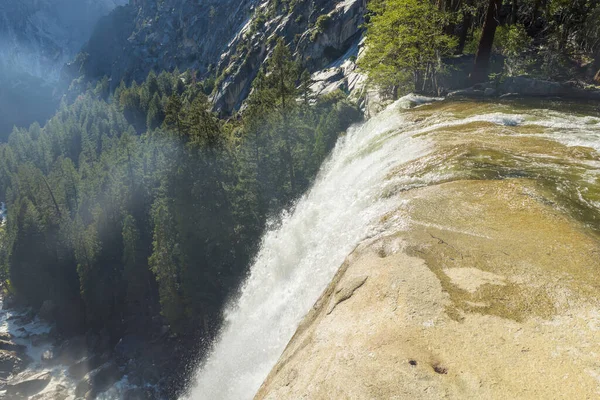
[0,40,361,346]
[360,0,600,95]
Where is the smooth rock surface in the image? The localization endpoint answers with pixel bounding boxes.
[257,180,600,399]
[256,100,600,399]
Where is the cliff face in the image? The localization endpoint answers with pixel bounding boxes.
[0,0,124,139]
[79,0,259,87]
[210,0,366,114]
[74,0,367,114]
[0,0,125,81]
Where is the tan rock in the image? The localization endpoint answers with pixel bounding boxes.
[256,179,600,400]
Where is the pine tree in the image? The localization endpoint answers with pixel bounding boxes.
[146,93,164,131]
[164,94,184,135]
[471,0,503,83]
[122,215,146,317]
[299,69,314,107]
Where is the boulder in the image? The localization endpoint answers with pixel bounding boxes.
[499,76,564,96]
[30,384,69,400]
[447,76,600,100]
[10,313,33,326]
[40,349,55,364]
[0,349,31,379]
[30,333,52,347]
[75,361,124,398]
[6,371,51,398]
[53,335,89,365]
[0,339,26,353]
[68,354,107,380]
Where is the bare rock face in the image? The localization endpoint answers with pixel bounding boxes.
[0,339,26,354]
[211,0,367,115]
[0,0,125,81]
[0,0,125,137]
[6,371,52,398]
[65,0,367,115]
[296,0,365,71]
[256,178,600,399]
[0,349,32,379]
[78,0,259,88]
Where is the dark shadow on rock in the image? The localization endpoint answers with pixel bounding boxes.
[6,371,51,398]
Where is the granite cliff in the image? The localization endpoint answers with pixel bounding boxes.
[0,0,125,139]
[255,100,600,399]
[73,0,367,115]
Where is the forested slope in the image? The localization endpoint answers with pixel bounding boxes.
[0,41,361,351]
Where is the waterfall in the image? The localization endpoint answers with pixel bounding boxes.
[186,95,437,399]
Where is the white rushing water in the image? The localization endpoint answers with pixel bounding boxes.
[0,298,141,399]
[0,298,76,398]
[186,95,438,400]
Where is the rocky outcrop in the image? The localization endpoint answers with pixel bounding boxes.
[310,58,366,100]
[211,0,367,115]
[0,339,26,354]
[77,0,259,88]
[0,333,32,379]
[6,371,52,398]
[75,361,124,398]
[67,354,108,380]
[257,179,600,399]
[0,349,31,379]
[296,0,365,71]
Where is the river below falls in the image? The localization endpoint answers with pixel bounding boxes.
[0,296,144,399]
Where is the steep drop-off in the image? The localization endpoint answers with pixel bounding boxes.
[253,100,600,399]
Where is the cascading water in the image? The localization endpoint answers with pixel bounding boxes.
[1,97,599,399]
[187,96,600,400]
[186,95,438,399]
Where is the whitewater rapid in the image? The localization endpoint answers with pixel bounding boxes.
[186,96,436,399]
[0,298,136,399]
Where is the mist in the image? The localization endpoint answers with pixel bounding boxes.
[0,0,127,141]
